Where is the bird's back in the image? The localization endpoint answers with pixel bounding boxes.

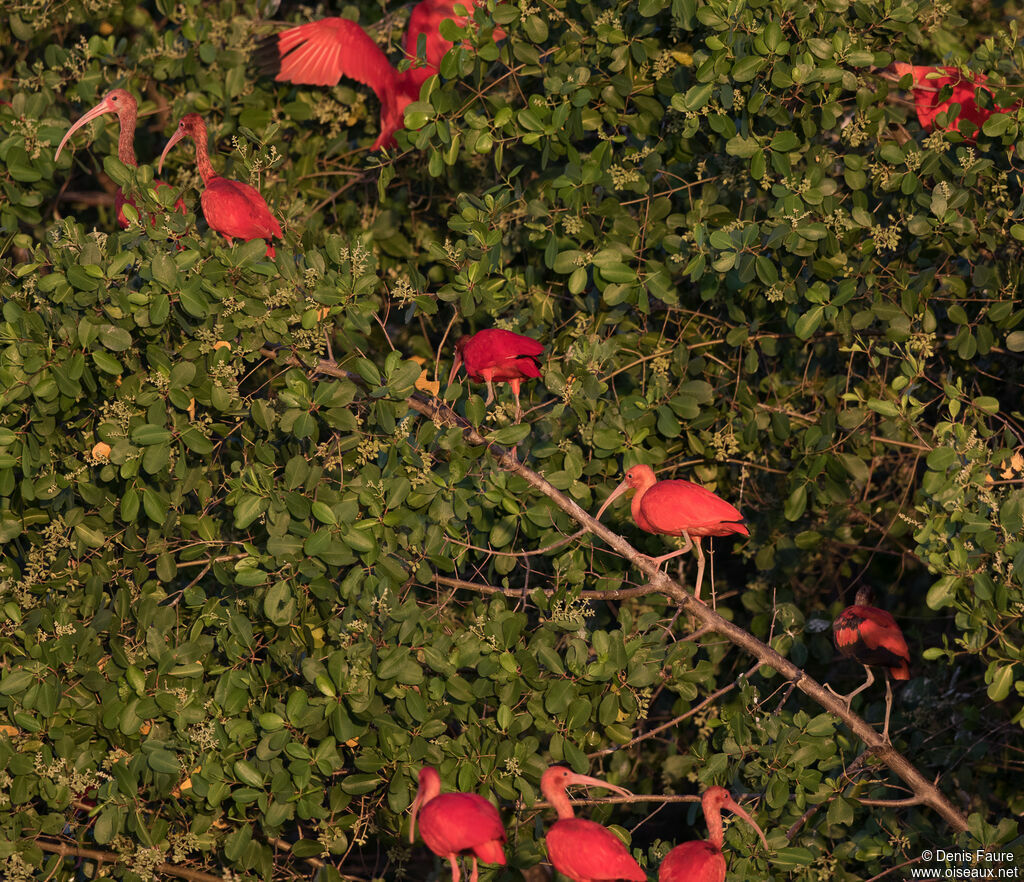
[834,604,910,678]
[463,329,544,379]
[419,793,506,861]
[546,818,646,882]
[658,840,724,882]
[202,178,283,240]
[639,479,747,538]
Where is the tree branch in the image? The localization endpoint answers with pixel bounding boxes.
[279,350,972,833]
[589,663,762,758]
[34,838,224,882]
[433,573,665,601]
[397,388,971,834]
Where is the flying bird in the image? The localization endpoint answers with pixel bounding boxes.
[255,0,502,149]
[55,89,183,228]
[827,587,911,741]
[158,113,283,257]
[541,765,645,882]
[409,766,506,882]
[448,328,544,421]
[888,63,1021,134]
[594,463,748,601]
[659,787,768,882]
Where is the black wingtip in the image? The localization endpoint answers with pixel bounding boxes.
[252,34,283,79]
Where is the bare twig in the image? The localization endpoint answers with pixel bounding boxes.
[589,663,762,758]
[34,839,223,882]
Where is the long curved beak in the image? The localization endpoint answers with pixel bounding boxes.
[594,479,631,522]
[724,797,769,850]
[157,128,187,174]
[408,790,422,844]
[564,771,633,800]
[55,100,112,160]
[446,351,463,389]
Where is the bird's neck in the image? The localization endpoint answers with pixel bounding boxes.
[542,786,577,821]
[706,806,724,850]
[190,131,216,184]
[118,110,138,167]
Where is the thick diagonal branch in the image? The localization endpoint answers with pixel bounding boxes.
[290,351,970,833]
[397,389,970,834]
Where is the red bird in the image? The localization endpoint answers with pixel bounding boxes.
[158,113,283,257]
[448,328,544,421]
[828,587,911,741]
[55,89,184,228]
[594,463,748,601]
[541,766,646,882]
[255,0,502,149]
[409,766,506,882]
[659,787,768,882]
[890,63,1021,134]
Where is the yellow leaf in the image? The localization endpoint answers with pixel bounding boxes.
[415,369,440,396]
[91,441,111,461]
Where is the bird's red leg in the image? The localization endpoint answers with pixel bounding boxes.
[469,856,480,882]
[648,533,694,571]
[825,664,875,707]
[882,673,894,742]
[447,854,461,882]
[510,377,523,422]
[481,369,495,405]
[692,537,706,601]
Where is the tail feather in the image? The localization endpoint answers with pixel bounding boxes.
[891,660,911,680]
[253,35,283,78]
[471,840,506,866]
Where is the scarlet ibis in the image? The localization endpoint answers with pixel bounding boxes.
[254,0,501,149]
[55,89,183,228]
[447,328,544,421]
[890,63,1020,134]
[157,113,283,257]
[658,787,768,882]
[409,766,506,882]
[594,464,748,601]
[541,765,645,882]
[827,587,911,741]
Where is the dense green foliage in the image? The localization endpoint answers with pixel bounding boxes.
[1,0,1023,879]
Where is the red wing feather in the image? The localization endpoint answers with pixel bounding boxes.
[462,329,544,378]
[272,17,397,95]
[892,63,1019,133]
[639,479,748,538]
[834,604,910,678]
[658,840,724,882]
[547,818,646,882]
[419,793,506,860]
[202,177,283,241]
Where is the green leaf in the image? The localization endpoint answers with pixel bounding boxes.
[987,664,1015,702]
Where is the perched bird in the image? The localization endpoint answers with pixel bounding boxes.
[55,89,183,228]
[448,328,544,421]
[658,787,768,882]
[827,587,911,741]
[594,463,748,601]
[889,63,1021,134]
[157,113,283,257]
[409,766,506,882]
[541,765,645,882]
[255,0,502,149]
